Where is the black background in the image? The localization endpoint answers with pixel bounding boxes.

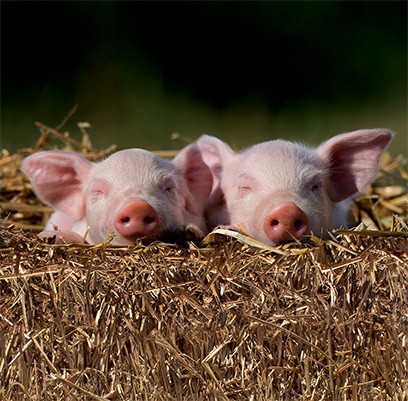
[2,1,407,151]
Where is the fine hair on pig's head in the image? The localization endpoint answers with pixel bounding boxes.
[21,145,213,245]
[197,129,394,245]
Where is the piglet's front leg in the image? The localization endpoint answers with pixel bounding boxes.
[38,229,88,244]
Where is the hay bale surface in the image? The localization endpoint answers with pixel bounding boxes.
[1,123,407,400]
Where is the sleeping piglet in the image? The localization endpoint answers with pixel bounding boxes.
[21,145,213,245]
[197,129,394,245]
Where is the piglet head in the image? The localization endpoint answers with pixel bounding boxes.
[22,146,213,245]
[197,129,394,245]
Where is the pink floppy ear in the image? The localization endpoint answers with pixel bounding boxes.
[195,135,237,213]
[172,143,213,215]
[21,151,93,220]
[316,129,394,202]
[196,134,235,187]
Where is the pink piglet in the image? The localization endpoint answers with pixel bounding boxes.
[21,144,213,245]
[197,129,394,245]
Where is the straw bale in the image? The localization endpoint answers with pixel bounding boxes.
[1,122,407,400]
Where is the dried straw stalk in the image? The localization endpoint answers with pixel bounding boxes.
[0,122,407,400]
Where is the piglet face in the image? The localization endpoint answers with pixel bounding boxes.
[220,141,335,243]
[22,145,213,245]
[83,149,189,244]
[198,129,394,245]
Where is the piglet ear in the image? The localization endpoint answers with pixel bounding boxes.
[21,151,93,220]
[316,129,394,202]
[196,135,235,183]
[172,143,213,215]
[196,134,236,208]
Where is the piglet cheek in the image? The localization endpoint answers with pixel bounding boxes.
[85,192,118,237]
[249,199,273,236]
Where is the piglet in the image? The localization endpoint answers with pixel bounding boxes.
[197,129,394,245]
[21,145,213,245]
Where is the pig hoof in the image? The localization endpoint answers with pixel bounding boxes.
[38,230,61,244]
[184,224,205,243]
[46,234,57,244]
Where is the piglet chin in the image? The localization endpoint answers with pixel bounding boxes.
[108,232,158,246]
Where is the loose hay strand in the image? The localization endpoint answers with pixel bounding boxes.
[1,122,407,400]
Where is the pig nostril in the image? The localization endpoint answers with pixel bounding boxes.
[294,219,303,230]
[143,216,155,224]
[270,219,280,226]
[121,216,131,224]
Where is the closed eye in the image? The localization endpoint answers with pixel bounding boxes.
[237,186,253,198]
[90,190,104,204]
[309,176,322,193]
[237,174,257,194]
[89,178,111,205]
[161,177,177,196]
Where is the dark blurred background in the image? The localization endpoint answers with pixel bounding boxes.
[1,1,407,154]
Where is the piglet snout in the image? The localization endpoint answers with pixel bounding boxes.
[263,203,309,243]
[114,199,160,240]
